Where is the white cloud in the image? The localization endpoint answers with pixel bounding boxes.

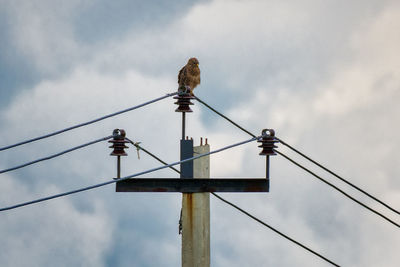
[209,2,400,266]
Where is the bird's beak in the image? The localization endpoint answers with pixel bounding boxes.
[196,64,199,67]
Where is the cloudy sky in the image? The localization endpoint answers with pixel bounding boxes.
[0,0,399,266]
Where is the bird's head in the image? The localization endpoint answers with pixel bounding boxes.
[188,57,199,67]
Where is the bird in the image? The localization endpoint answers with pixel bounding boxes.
[178,57,200,95]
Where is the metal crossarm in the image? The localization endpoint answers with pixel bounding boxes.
[116,178,269,193]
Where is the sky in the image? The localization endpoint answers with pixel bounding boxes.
[0,0,399,266]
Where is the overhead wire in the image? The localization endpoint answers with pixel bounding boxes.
[194,95,257,138]
[275,137,400,215]
[0,135,113,175]
[125,139,339,266]
[0,135,259,212]
[275,150,399,228]
[0,92,395,257]
[0,89,390,262]
[0,92,178,152]
[211,193,340,266]
[125,137,181,175]
[194,94,400,219]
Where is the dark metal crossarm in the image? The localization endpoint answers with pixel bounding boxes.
[116,178,269,193]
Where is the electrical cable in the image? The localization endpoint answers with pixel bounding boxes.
[275,150,400,228]
[0,92,178,152]
[194,95,257,138]
[211,192,340,266]
[125,137,181,175]
[275,137,399,215]
[0,135,113,175]
[194,95,400,217]
[127,140,339,266]
[0,135,259,212]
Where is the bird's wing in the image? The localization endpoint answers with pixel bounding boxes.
[178,66,186,85]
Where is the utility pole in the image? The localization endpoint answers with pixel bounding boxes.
[181,141,210,267]
[115,91,274,266]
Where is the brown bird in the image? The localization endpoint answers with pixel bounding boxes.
[178,57,200,95]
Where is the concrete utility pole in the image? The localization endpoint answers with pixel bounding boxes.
[115,91,272,266]
[181,143,210,267]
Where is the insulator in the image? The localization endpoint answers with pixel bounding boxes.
[174,86,195,112]
[258,129,278,156]
[109,129,129,156]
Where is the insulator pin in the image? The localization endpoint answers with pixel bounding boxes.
[258,129,278,156]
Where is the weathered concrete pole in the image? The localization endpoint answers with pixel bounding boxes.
[182,143,210,267]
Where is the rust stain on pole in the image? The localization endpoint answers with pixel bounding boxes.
[186,193,193,230]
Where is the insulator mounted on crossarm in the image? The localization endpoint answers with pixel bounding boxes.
[258,129,278,156]
[258,129,278,180]
[109,129,129,156]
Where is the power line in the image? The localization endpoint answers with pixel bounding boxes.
[194,95,256,138]
[0,135,113,175]
[123,140,339,266]
[0,92,178,152]
[211,193,340,266]
[125,137,181,175]
[194,95,400,218]
[275,150,400,228]
[276,138,400,215]
[0,135,259,212]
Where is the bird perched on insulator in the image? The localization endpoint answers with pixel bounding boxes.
[178,57,200,95]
